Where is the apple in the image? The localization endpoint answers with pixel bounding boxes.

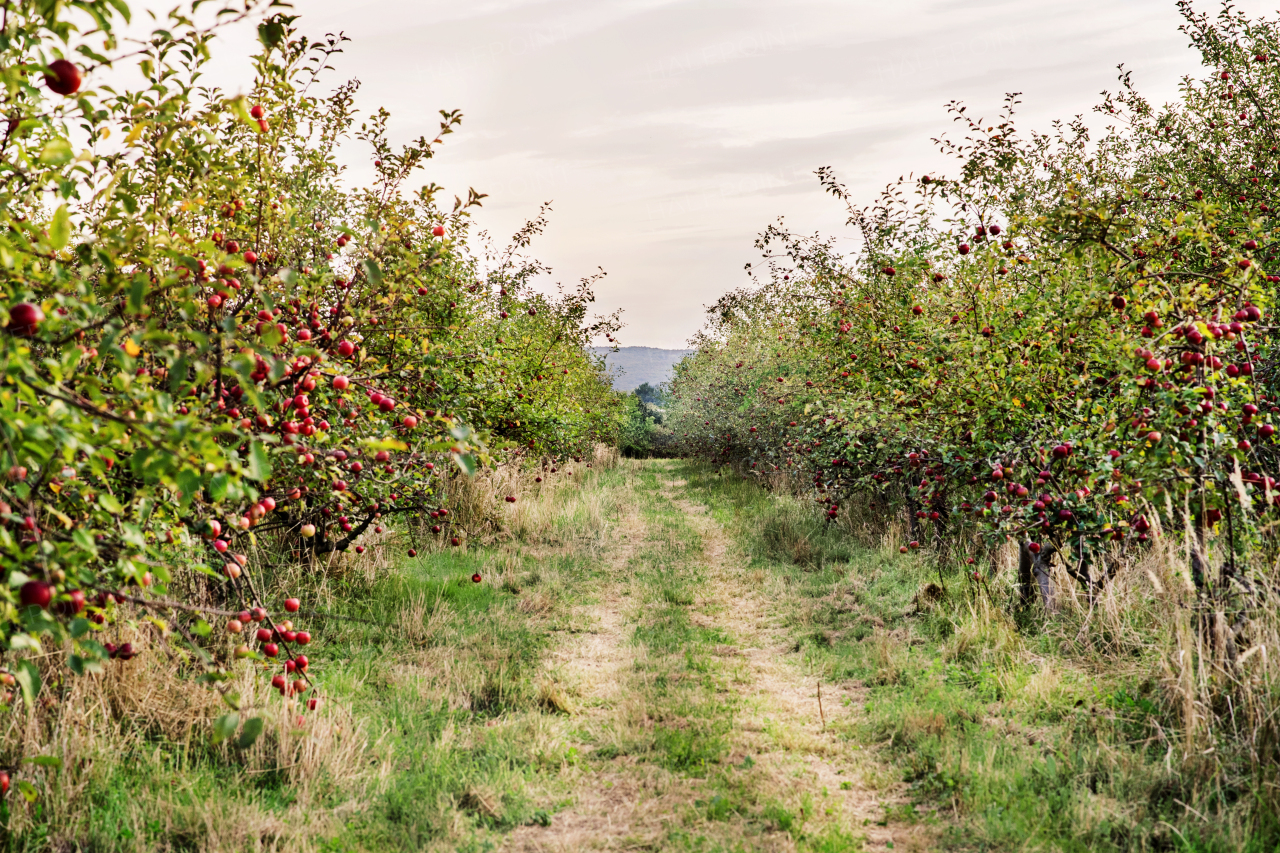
[54,588,86,616]
[295,631,311,645]
[471,573,482,583]
[300,523,316,538]
[272,674,287,692]
[308,698,319,711]
[333,375,350,390]
[338,340,355,357]
[44,59,82,95]
[250,104,265,119]
[284,598,300,613]
[19,580,53,609]
[1028,542,1041,554]
[255,627,272,643]
[0,770,9,797]
[7,302,44,338]
[238,610,251,622]
[250,607,267,622]
[432,225,445,237]
[262,643,279,658]
[227,619,243,634]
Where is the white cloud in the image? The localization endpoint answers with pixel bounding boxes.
[138,0,1278,346]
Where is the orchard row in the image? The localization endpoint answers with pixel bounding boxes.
[668,5,1280,604]
[0,1,623,744]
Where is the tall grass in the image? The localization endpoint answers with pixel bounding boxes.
[693,459,1280,851]
[0,447,622,852]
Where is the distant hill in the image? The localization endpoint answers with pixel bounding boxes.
[592,346,694,392]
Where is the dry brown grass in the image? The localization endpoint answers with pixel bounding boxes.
[0,618,377,847]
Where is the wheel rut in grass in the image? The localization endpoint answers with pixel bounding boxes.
[505,460,931,852]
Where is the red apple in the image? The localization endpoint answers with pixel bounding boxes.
[19,580,53,609]
[471,573,482,583]
[284,598,300,613]
[44,59,82,95]
[7,302,44,337]
[55,589,86,616]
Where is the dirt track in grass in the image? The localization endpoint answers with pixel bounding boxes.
[503,460,933,852]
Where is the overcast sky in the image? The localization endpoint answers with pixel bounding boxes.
[179,0,1274,347]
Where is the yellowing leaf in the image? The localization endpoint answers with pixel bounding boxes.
[123,339,141,357]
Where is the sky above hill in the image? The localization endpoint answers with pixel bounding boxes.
[165,0,1273,347]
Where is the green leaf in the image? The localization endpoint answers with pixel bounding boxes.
[208,472,230,501]
[39,138,73,166]
[15,660,40,711]
[258,19,286,48]
[68,617,90,639]
[177,468,201,510]
[211,712,239,745]
[191,619,212,637]
[71,527,98,556]
[453,452,476,477]
[237,716,265,748]
[361,259,384,287]
[8,633,41,652]
[49,204,70,249]
[17,780,38,803]
[67,653,104,676]
[246,442,272,482]
[27,755,61,769]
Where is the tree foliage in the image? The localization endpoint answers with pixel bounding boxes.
[0,1,621,712]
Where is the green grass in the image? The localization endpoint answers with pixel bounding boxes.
[8,459,1274,852]
[678,460,1280,853]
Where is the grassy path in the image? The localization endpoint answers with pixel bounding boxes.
[502,460,929,852]
[21,456,1265,852]
[28,456,940,853]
